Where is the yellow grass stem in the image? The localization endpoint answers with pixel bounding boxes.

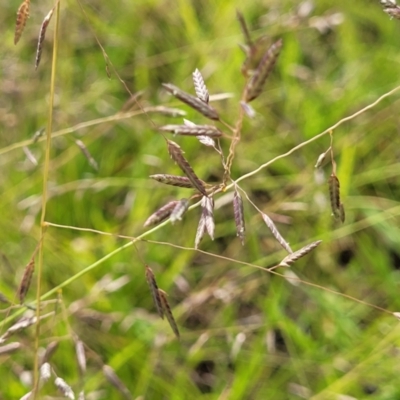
[33,1,60,397]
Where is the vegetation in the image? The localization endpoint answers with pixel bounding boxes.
[1,0,400,398]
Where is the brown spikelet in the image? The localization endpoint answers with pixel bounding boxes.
[339,203,345,223]
[167,140,207,196]
[55,377,75,399]
[17,259,35,304]
[158,289,180,339]
[35,6,55,69]
[192,69,209,104]
[162,83,219,120]
[233,189,245,245]
[149,174,194,189]
[144,200,179,227]
[159,124,222,138]
[103,365,133,400]
[328,173,343,221]
[14,0,30,45]
[75,140,99,171]
[261,212,292,253]
[42,341,59,364]
[170,199,189,224]
[245,39,283,102]
[279,240,322,267]
[183,119,217,147]
[0,342,21,356]
[145,266,164,319]
[236,10,253,48]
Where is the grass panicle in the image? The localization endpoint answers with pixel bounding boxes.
[279,240,322,267]
[35,5,56,69]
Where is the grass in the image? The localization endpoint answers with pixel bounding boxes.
[1,0,400,398]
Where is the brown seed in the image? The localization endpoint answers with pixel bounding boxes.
[145,266,164,319]
[162,83,219,121]
[192,68,209,104]
[279,240,322,267]
[14,0,30,45]
[158,289,180,339]
[35,6,55,69]
[261,212,292,253]
[144,200,179,227]
[167,140,207,196]
[245,39,283,102]
[159,124,222,138]
[233,189,245,245]
[17,260,35,304]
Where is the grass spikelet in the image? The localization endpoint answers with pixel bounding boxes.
[40,362,51,382]
[245,39,283,102]
[183,119,216,147]
[149,174,194,189]
[75,140,99,171]
[145,266,164,319]
[261,212,292,253]
[240,101,256,118]
[381,0,400,19]
[158,289,180,339]
[167,140,208,196]
[103,365,133,400]
[159,124,222,138]
[0,342,21,356]
[74,340,86,375]
[55,377,75,399]
[279,240,322,267]
[14,0,30,45]
[144,106,187,117]
[328,173,343,221]
[17,259,35,304]
[144,200,179,227]
[170,199,189,223]
[233,188,245,245]
[192,69,209,103]
[162,83,219,120]
[42,341,59,363]
[236,10,253,48]
[35,6,56,69]
[195,196,215,248]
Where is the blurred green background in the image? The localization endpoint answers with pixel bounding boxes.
[1,0,400,398]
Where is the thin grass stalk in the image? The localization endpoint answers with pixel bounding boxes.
[33,2,61,398]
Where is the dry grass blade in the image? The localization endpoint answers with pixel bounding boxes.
[145,266,164,319]
[328,173,344,221]
[279,240,322,267]
[170,199,189,223]
[144,200,179,227]
[55,377,75,399]
[245,39,283,102]
[149,174,194,189]
[14,0,30,45]
[17,259,35,304]
[159,124,222,138]
[35,6,55,69]
[0,342,21,355]
[261,212,292,253]
[75,340,86,375]
[162,83,219,120]
[103,365,133,400]
[192,69,209,103]
[167,140,207,196]
[75,140,99,171]
[233,189,245,245]
[158,289,180,339]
